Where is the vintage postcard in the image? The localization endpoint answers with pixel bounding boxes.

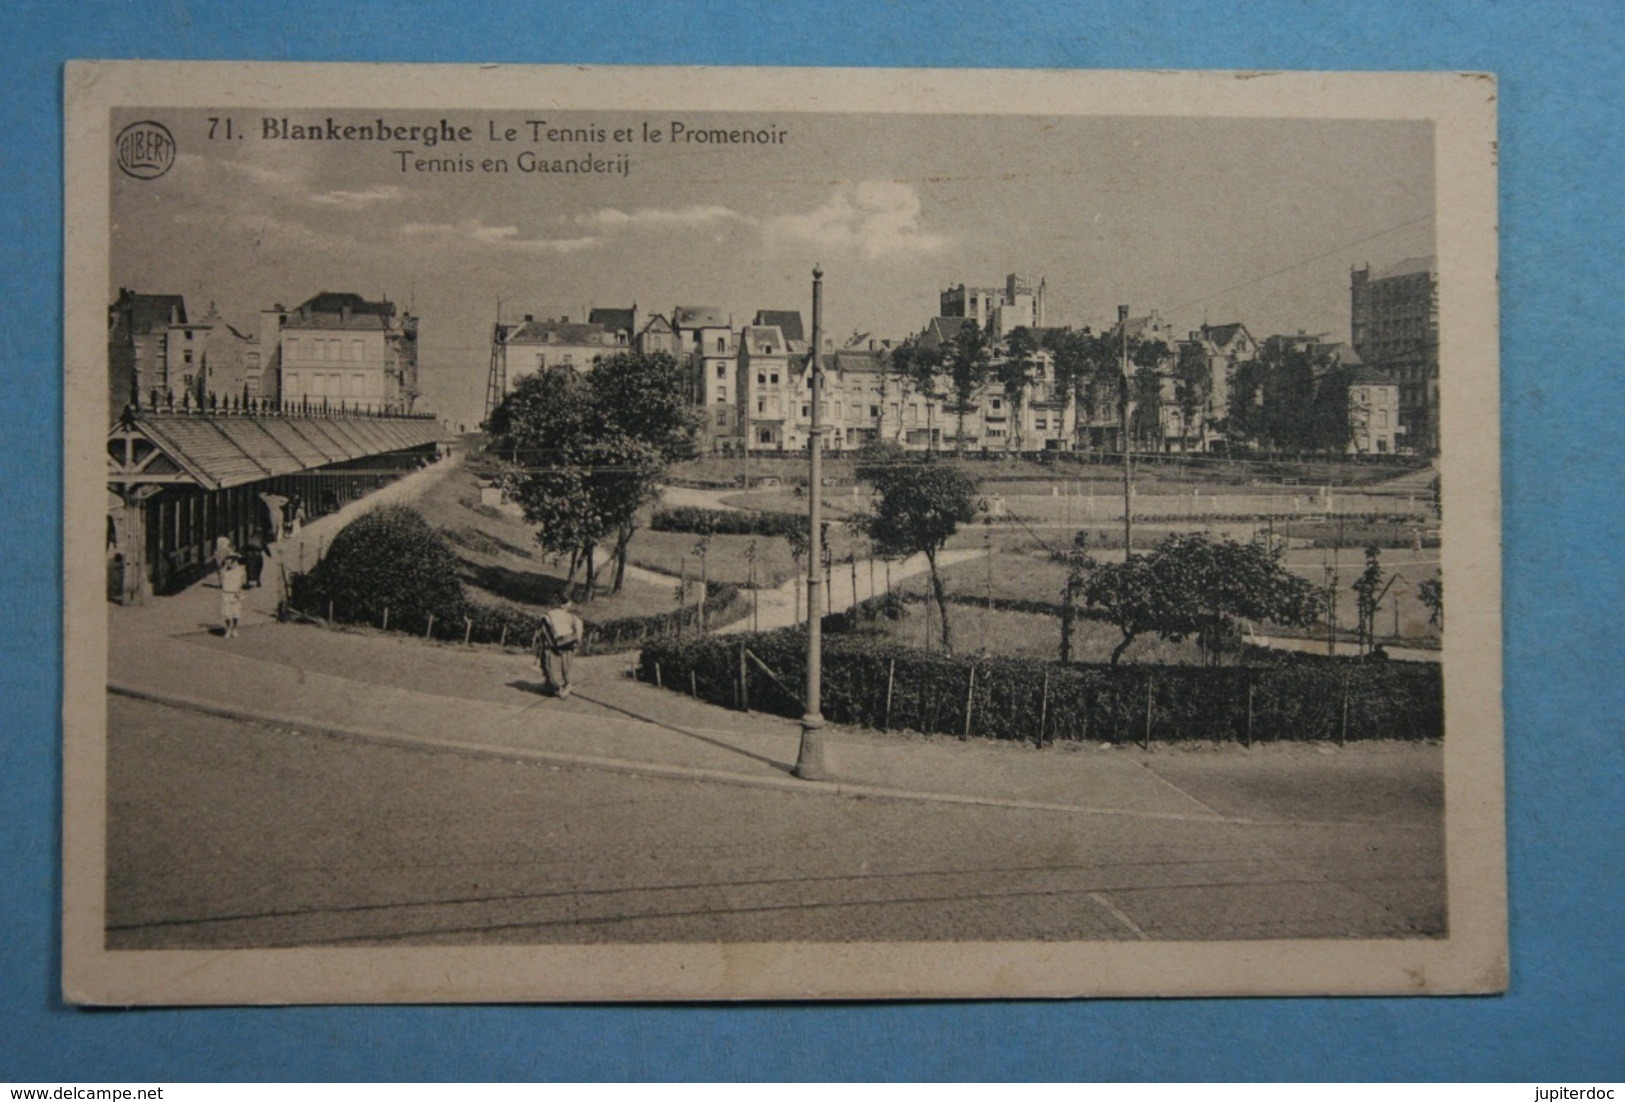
[64,62,1503,1003]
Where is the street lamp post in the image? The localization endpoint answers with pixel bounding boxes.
[794,265,830,781]
[1119,304,1133,557]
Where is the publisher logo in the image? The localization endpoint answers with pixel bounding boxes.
[115,120,175,180]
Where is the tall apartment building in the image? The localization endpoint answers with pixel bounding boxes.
[939,272,1046,338]
[1347,367,1402,455]
[1351,256,1438,453]
[673,305,737,448]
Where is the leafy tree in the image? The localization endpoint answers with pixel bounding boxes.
[1083,533,1321,665]
[852,441,982,653]
[1174,342,1212,451]
[488,352,699,598]
[995,327,1040,452]
[944,319,993,454]
[889,335,945,454]
[1131,364,1165,450]
[1417,575,1443,629]
[1351,545,1384,654]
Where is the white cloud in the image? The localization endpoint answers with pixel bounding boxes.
[307,185,405,208]
[576,204,751,231]
[765,181,948,259]
[400,219,600,254]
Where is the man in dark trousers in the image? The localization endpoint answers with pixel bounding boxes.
[537,599,585,698]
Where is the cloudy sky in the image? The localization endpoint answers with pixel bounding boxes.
[111,108,1433,429]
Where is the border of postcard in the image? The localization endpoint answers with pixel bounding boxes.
[63,62,1504,1003]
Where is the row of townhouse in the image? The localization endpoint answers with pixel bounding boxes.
[491,260,1420,458]
[109,288,420,422]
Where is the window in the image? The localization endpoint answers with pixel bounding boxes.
[349,373,364,397]
[757,372,766,386]
[716,336,726,352]
[870,405,880,419]
[352,340,364,361]
[716,408,728,425]
[757,400,766,414]
[1035,418,1048,431]
[759,428,773,444]
[285,371,301,392]
[717,363,726,379]
[990,397,1002,411]
[715,386,727,403]
[1377,410,1388,427]
[801,404,810,418]
[770,372,779,385]
[889,403,900,421]
[182,350,193,364]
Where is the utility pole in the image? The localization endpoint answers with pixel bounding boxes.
[795,265,830,781]
[1119,305,1133,557]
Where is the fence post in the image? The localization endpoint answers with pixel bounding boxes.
[1245,680,1254,748]
[382,606,389,632]
[962,665,976,740]
[464,616,474,646]
[499,624,507,649]
[882,658,895,732]
[424,613,435,640]
[327,600,333,628]
[1339,673,1349,746]
[690,670,698,699]
[1037,669,1050,748]
[1143,675,1154,750]
[739,641,749,712]
[654,661,662,690]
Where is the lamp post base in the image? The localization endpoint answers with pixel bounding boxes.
[793,716,831,781]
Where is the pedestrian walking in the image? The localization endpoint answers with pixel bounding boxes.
[219,553,246,639]
[536,599,584,698]
[212,534,235,583]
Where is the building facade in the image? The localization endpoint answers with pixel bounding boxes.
[278,292,419,414]
[1346,366,1402,455]
[1351,257,1438,453]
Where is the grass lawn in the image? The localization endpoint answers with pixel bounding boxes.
[628,527,868,587]
[863,601,1206,665]
[410,463,676,622]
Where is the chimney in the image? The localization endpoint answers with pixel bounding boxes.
[342,304,353,324]
[170,304,180,324]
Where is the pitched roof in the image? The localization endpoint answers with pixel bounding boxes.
[753,310,804,342]
[1202,322,1252,349]
[673,305,729,329]
[113,411,446,491]
[1375,256,1437,281]
[293,291,396,319]
[117,292,188,334]
[1348,366,1395,386]
[741,325,789,353]
[503,317,611,345]
[588,306,636,333]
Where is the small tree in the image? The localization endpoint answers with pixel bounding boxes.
[1174,342,1211,452]
[1417,575,1444,630]
[853,441,982,653]
[945,319,993,454]
[890,336,944,455]
[1084,533,1320,665]
[1351,545,1385,655]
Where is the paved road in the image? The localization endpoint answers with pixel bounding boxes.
[107,695,1445,948]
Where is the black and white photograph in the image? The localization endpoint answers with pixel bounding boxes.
[64,63,1504,1003]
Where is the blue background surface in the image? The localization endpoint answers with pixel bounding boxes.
[3,0,1622,1082]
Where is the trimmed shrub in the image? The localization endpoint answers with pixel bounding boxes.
[296,505,466,628]
[650,506,807,539]
[639,629,1443,745]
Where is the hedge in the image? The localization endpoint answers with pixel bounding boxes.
[649,505,808,539]
[290,568,745,655]
[637,629,1443,745]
